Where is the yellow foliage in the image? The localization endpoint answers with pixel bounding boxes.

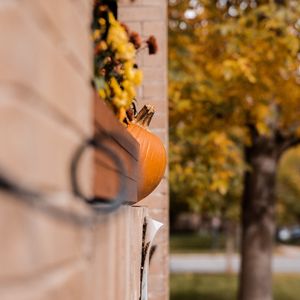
[93,8,142,115]
[169,1,300,212]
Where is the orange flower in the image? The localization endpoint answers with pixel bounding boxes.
[146,35,158,55]
[130,31,142,49]
[121,22,130,35]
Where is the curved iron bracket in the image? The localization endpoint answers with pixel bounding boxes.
[70,133,128,213]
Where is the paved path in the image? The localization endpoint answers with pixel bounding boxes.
[170,251,300,274]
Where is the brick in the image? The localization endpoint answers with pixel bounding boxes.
[153,245,168,263]
[143,67,167,83]
[115,206,147,300]
[149,247,169,275]
[0,1,169,299]
[94,166,138,204]
[134,83,142,99]
[0,192,91,282]
[138,193,167,210]
[115,206,131,300]
[139,187,169,209]
[119,0,165,7]
[0,88,92,191]
[151,210,168,227]
[129,207,147,300]
[149,209,169,224]
[93,129,139,203]
[139,99,168,114]
[141,0,166,5]
[143,50,166,67]
[148,274,167,295]
[72,0,93,23]
[118,0,143,5]
[124,21,142,34]
[89,211,118,300]
[143,83,167,99]
[149,113,168,130]
[152,225,169,245]
[143,27,166,54]
[151,130,169,145]
[142,23,167,68]
[94,95,139,160]
[143,21,166,36]
[119,7,165,22]
[42,266,89,300]
[0,5,92,134]
[0,260,89,300]
[22,0,91,77]
[89,206,147,300]
[119,1,169,299]
[149,294,169,300]
[151,231,169,255]
[148,178,169,195]
[148,176,169,196]
[93,94,139,204]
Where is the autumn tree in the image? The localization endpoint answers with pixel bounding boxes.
[277,146,300,225]
[169,1,300,299]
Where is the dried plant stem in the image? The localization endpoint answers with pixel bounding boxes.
[134,105,155,127]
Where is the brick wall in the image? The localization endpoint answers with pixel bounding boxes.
[0,0,93,298]
[119,1,169,299]
[0,1,169,299]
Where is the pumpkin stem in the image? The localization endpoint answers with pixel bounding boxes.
[134,104,155,127]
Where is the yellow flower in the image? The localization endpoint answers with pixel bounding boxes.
[104,83,111,97]
[110,77,122,97]
[98,88,106,99]
[93,29,101,40]
[117,107,127,122]
[99,41,108,51]
[108,12,117,26]
[133,70,143,85]
[124,61,134,80]
[116,43,127,57]
[99,18,106,26]
[121,91,130,106]
[113,94,128,108]
[122,80,136,99]
[93,8,145,117]
[107,15,129,49]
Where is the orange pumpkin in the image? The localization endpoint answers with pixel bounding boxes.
[127,105,167,200]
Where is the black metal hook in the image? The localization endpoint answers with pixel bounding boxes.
[70,133,128,213]
[0,171,94,227]
[0,133,128,225]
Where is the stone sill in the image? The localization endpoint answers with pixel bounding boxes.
[93,95,139,204]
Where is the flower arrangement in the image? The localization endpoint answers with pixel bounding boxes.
[92,1,158,121]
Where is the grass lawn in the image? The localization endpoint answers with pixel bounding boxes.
[170,233,226,253]
[170,274,300,300]
[170,232,300,254]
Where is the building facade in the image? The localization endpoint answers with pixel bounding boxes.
[0,1,168,299]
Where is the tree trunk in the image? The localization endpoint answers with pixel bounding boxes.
[238,142,278,300]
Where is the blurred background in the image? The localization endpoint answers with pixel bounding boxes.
[168,0,300,299]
